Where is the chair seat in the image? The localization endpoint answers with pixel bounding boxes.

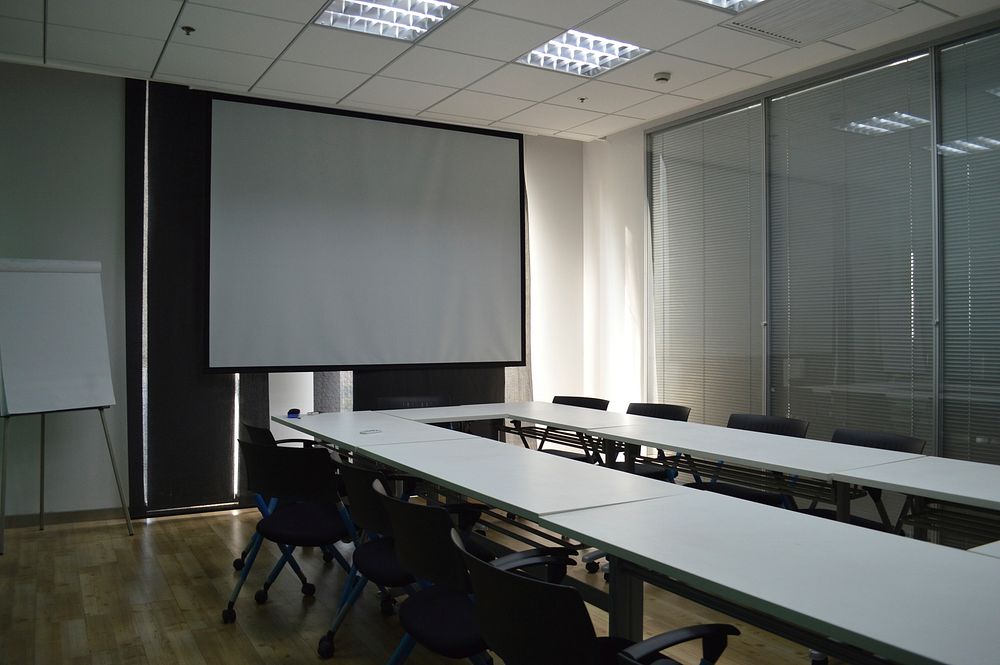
[398,586,486,659]
[606,461,675,481]
[684,481,785,507]
[541,449,591,463]
[257,501,348,547]
[798,507,886,531]
[353,537,414,587]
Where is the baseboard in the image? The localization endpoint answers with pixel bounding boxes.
[4,507,125,529]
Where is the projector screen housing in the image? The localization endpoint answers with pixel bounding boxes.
[208,98,525,371]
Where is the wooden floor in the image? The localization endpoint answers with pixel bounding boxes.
[0,509,838,665]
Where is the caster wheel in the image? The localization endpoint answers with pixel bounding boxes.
[380,596,396,616]
[232,557,244,571]
[222,608,236,624]
[317,634,335,659]
[603,572,610,583]
[254,589,268,604]
[585,561,600,573]
[302,582,316,597]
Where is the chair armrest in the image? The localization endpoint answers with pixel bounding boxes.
[618,623,739,665]
[492,546,578,582]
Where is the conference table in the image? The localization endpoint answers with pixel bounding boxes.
[274,406,1000,665]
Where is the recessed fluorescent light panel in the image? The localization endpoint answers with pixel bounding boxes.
[691,0,766,11]
[315,0,459,42]
[518,30,649,78]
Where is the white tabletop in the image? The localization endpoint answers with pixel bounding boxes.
[361,437,688,521]
[540,491,1000,665]
[503,401,637,430]
[970,539,1000,559]
[831,456,1000,511]
[591,419,924,480]
[272,411,473,450]
[375,402,511,424]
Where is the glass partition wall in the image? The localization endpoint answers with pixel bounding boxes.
[649,29,1000,461]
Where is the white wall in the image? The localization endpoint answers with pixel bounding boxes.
[0,62,127,516]
[268,373,314,440]
[581,128,650,411]
[522,135,585,402]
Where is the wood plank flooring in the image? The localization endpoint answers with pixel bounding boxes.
[0,509,838,665]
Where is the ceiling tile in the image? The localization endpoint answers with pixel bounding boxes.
[502,103,604,131]
[157,42,272,86]
[547,80,658,113]
[171,4,303,58]
[469,63,583,101]
[342,76,456,111]
[252,87,340,107]
[341,99,420,117]
[742,41,853,78]
[566,113,646,137]
[471,0,621,29]
[419,9,561,60]
[490,121,558,136]
[665,26,789,68]
[418,110,492,127]
[0,17,42,59]
[427,89,535,120]
[827,2,954,51]
[380,46,504,88]
[617,92,700,120]
[189,0,328,22]
[154,74,250,92]
[672,69,770,99]
[0,0,43,21]
[578,0,728,51]
[47,0,181,40]
[920,0,1000,17]
[47,25,162,76]
[598,51,726,93]
[255,60,369,99]
[282,25,408,74]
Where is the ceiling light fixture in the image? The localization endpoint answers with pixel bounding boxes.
[314,0,459,42]
[690,0,766,12]
[517,30,649,78]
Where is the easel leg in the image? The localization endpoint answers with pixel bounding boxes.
[1,416,8,554]
[39,413,45,531]
[99,408,133,536]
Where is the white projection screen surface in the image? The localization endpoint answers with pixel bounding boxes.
[209,99,524,370]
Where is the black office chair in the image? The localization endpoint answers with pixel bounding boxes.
[454,531,739,665]
[232,422,325,572]
[531,395,610,463]
[222,440,352,624]
[684,413,809,507]
[798,428,925,531]
[376,480,492,665]
[604,402,691,480]
[317,463,417,659]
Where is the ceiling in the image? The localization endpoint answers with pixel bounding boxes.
[2,0,1000,141]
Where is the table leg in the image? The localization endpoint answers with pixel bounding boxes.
[834,480,850,522]
[608,556,642,641]
[39,413,45,531]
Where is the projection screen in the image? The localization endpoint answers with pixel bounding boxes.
[209,99,524,370]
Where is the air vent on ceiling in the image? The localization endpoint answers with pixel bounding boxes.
[722,0,904,47]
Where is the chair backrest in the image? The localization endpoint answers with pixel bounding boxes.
[376,481,469,591]
[831,428,925,454]
[239,422,277,445]
[457,540,598,665]
[238,440,339,503]
[552,395,609,411]
[338,463,393,535]
[626,402,691,421]
[727,413,809,438]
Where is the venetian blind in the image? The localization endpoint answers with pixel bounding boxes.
[768,56,934,443]
[649,105,764,425]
